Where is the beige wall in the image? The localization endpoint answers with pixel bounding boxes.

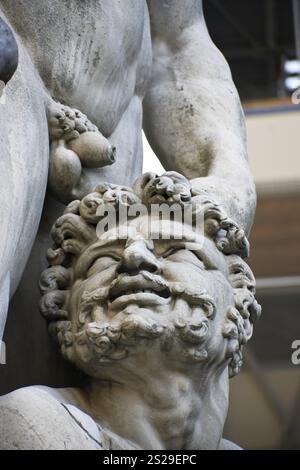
[225,368,300,449]
[247,110,300,187]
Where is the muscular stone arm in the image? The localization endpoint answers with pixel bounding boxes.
[144,0,256,234]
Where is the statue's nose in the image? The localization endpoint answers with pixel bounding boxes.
[118,240,161,274]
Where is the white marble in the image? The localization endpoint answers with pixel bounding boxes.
[0,1,255,340]
[0,173,261,449]
[0,0,259,450]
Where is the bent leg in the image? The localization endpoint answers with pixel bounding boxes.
[0,19,49,339]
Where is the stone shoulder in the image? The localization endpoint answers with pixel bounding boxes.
[0,386,101,450]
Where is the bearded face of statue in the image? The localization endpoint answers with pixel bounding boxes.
[40,175,260,381]
[63,216,235,379]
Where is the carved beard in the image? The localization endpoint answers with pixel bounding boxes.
[72,286,217,368]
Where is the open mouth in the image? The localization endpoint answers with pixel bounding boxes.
[110,287,170,303]
[108,274,171,305]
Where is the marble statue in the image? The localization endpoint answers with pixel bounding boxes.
[0,173,261,449]
[0,0,260,450]
[0,0,256,338]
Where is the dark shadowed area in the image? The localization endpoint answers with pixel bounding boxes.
[0,16,18,84]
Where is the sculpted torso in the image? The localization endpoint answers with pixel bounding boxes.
[5,0,151,126]
[0,0,152,185]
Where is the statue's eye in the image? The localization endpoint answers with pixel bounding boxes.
[87,255,119,277]
[164,247,206,269]
[163,247,182,258]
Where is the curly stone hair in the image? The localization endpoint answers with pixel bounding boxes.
[39,171,261,377]
[224,255,261,376]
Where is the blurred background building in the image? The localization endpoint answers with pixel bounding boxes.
[144,0,300,450]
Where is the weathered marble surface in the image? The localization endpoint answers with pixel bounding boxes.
[0,0,259,450]
[0,13,49,340]
[0,0,149,341]
[0,173,261,449]
[0,1,255,345]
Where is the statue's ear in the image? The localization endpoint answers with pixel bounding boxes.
[0,16,18,85]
